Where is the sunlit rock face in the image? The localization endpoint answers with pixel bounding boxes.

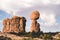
[2,16,26,33]
[10,16,20,33]
[30,10,40,20]
[30,11,40,33]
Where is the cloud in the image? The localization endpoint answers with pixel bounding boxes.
[0,15,2,16]
[0,20,2,22]
[40,12,57,26]
[0,0,60,15]
[0,20,2,25]
[0,0,34,15]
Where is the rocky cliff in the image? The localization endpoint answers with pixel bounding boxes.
[2,16,26,33]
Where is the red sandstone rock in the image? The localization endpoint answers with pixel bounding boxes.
[30,10,40,20]
[19,17,26,32]
[2,16,26,33]
[30,20,40,32]
[30,11,40,33]
[10,16,20,33]
[3,18,10,33]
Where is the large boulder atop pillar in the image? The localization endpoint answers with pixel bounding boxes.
[30,10,40,20]
[30,10,40,33]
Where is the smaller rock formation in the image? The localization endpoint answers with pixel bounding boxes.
[30,10,40,33]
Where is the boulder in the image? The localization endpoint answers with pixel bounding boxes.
[30,10,40,20]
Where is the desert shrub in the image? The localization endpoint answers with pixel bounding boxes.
[0,36,12,40]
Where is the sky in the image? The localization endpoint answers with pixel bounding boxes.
[0,0,60,32]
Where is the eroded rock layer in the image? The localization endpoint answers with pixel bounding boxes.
[2,16,26,33]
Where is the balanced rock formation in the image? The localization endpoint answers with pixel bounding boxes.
[2,16,26,33]
[30,10,40,33]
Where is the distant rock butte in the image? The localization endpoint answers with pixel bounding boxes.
[2,16,26,33]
